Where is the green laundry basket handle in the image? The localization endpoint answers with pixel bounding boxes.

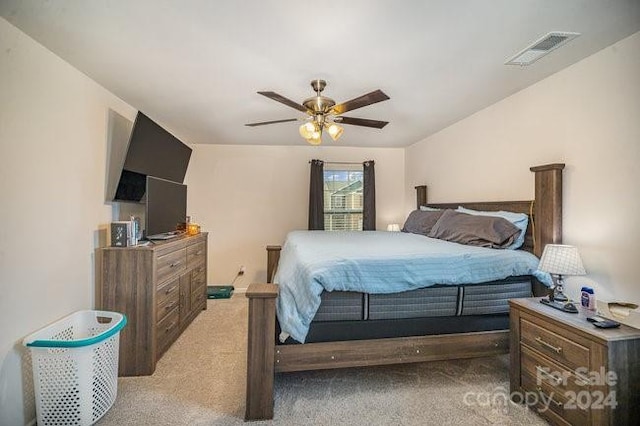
[25,311,127,348]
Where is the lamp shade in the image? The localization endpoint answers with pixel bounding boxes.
[538,244,586,276]
[327,123,344,141]
[386,223,401,232]
[299,122,316,139]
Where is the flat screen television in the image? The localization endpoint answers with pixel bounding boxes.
[145,176,187,239]
[114,112,192,202]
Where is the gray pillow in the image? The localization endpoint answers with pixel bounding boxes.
[427,209,520,249]
[402,209,445,236]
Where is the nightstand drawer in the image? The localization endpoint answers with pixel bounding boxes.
[521,318,589,369]
[521,373,589,426]
[521,345,590,396]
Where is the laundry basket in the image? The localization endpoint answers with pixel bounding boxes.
[23,310,127,426]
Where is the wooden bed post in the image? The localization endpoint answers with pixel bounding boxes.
[530,164,564,257]
[245,283,278,421]
[415,185,427,209]
[266,245,282,284]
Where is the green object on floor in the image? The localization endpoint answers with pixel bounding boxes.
[207,285,234,299]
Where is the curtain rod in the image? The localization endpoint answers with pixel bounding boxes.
[308,160,366,165]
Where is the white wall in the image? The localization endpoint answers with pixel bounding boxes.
[185,145,406,288]
[405,31,640,304]
[0,18,136,425]
[2,11,637,424]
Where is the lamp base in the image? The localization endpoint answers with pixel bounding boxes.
[540,298,578,313]
[553,290,569,302]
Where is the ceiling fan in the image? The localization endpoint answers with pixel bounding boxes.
[245,79,390,145]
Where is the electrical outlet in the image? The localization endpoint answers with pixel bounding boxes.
[238,265,246,276]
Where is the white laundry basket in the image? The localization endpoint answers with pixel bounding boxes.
[23,310,127,426]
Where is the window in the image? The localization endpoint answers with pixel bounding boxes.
[323,166,364,231]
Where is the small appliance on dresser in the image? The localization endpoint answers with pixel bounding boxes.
[509,298,640,426]
[110,221,132,247]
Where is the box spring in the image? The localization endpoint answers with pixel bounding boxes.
[279,276,532,344]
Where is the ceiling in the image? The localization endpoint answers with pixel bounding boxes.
[2,1,639,148]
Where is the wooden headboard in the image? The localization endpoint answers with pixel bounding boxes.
[415,163,564,257]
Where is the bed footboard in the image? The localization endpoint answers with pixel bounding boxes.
[245,283,278,421]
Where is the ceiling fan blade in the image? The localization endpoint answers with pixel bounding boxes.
[245,118,298,127]
[336,116,389,129]
[331,89,390,115]
[258,91,309,113]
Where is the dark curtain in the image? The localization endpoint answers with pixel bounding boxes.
[308,159,324,230]
[362,160,376,230]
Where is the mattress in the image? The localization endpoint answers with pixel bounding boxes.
[313,276,532,322]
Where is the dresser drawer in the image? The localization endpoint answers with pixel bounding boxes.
[187,241,206,268]
[192,265,206,286]
[191,287,206,309]
[157,277,179,308]
[157,307,180,354]
[157,278,180,323]
[521,318,589,369]
[156,248,186,284]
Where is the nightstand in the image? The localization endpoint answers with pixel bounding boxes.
[509,298,640,425]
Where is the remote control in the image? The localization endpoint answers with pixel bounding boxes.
[587,316,620,328]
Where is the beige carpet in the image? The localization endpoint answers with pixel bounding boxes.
[98,295,546,425]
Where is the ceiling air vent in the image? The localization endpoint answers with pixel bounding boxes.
[505,31,580,66]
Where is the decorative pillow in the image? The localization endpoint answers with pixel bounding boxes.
[428,209,520,249]
[419,205,441,212]
[402,209,445,236]
[456,206,528,250]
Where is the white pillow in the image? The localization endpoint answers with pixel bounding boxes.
[419,206,441,212]
[456,206,528,250]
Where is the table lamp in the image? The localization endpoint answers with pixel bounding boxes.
[538,244,586,302]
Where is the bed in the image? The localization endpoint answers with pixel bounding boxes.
[245,163,564,420]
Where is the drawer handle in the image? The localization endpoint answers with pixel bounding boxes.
[195,251,203,255]
[550,397,563,409]
[574,373,591,386]
[536,386,565,409]
[164,286,177,295]
[170,261,181,268]
[165,301,176,310]
[535,336,562,354]
[535,366,563,386]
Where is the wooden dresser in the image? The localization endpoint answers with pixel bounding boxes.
[509,297,640,425]
[96,232,208,376]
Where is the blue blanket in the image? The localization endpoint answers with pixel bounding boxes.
[274,231,551,343]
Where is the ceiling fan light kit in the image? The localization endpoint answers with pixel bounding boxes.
[246,79,390,145]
